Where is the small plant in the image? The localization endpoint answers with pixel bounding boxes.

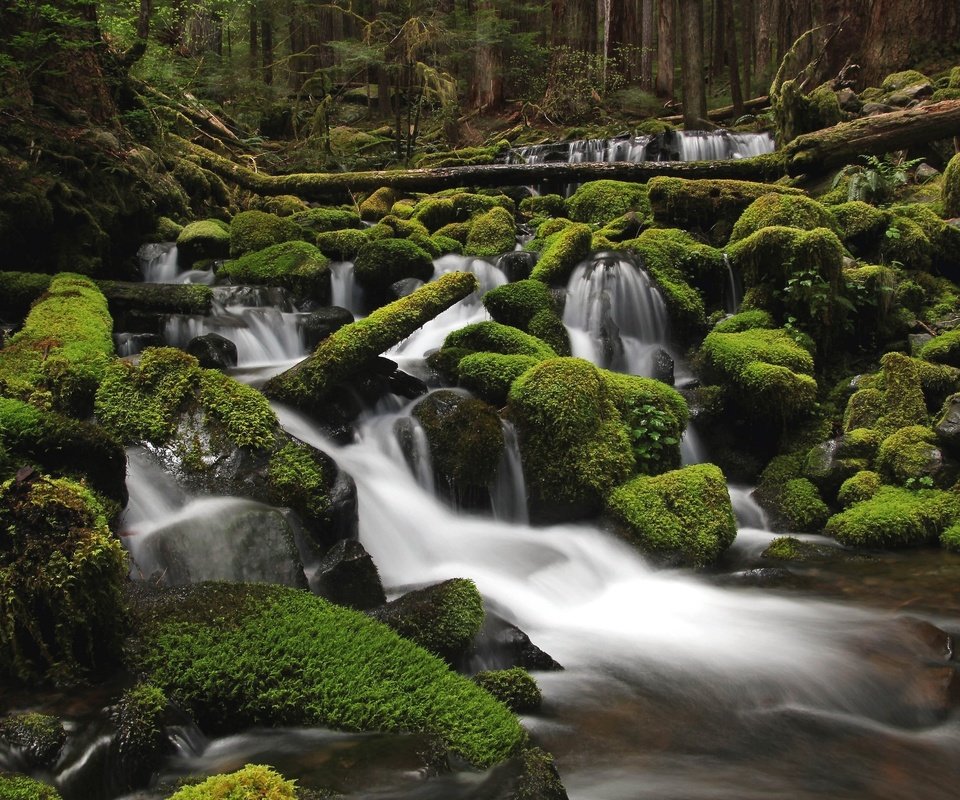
[833,155,924,205]
[626,401,678,473]
[905,475,934,490]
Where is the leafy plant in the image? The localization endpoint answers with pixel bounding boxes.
[833,155,925,205]
[905,475,934,490]
[626,401,679,473]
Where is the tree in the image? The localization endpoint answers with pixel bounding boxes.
[678,0,706,127]
[656,0,675,98]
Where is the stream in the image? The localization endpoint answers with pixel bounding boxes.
[5,237,960,800]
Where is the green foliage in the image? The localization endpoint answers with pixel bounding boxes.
[919,328,960,366]
[944,153,960,218]
[566,181,650,225]
[219,241,331,302]
[165,764,296,800]
[711,310,775,334]
[832,155,924,205]
[941,522,960,552]
[825,485,959,548]
[605,464,737,567]
[129,583,523,766]
[0,474,127,686]
[455,353,543,406]
[623,401,679,475]
[229,211,300,258]
[837,470,882,507]
[729,193,836,243]
[473,668,542,714]
[0,774,62,800]
[0,713,65,768]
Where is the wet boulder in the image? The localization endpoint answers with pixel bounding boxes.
[876,425,958,489]
[186,332,237,369]
[0,775,61,799]
[218,240,331,304]
[802,438,867,502]
[299,306,354,349]
[935,393,960,455]
[353,238,434,309]
[461,613,563,673]
[465,206,517,257]
[109,683,172,791]
[312,538,386,610]
[228,210,300,258]
[176,219,230,267]
[497,250,536,282]
[0,713,66,770]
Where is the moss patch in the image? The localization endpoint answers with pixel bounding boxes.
[729,193,836,243]
[482,280,569,356]
[165,764,296,799]
[0,774,62,799]
[837,470,881,507]
[229,211,300,258]
[353,238,434,303]
[473,668,542,714]
[566,180,650,225]
[529,224,592,284]
[456,353,544,406]
[219,240,331,303]
[176,220,230,267]
[464,207,516,257]
[825,485,959,548]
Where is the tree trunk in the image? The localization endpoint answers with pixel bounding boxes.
[755,0,779,90]
[551,0,598,53]
[724,0,743,116]
[609,0,640,83]
[641,0,655,90]
[656,0,676,97]
[249,6,259,80]
[742,0,753,98]
[784,100,960,176]
[709,0,725,82]
[679,0,707,128]
[470,0,505,111]
[261,9,274,86]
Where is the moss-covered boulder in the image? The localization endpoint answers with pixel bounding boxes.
[729,193,836,243]
[529,224,592,284]
[464,206,517,258]
[111,683,171,790]
[876,425,953,487]
[825,486,960,548]
[353,238,435,307]
[831,201,890,252]
[218,240,331,303]
[473,668,542,714]
[944,153,960,218]
[411,197,457,232]
[128,582,524,766]
[647,178,804,242]
[456,353,544,406]
[507,358,635,519]
[482,280,570,356]
[0,713,65,770]
[919,328,960,367]
[0,774,62,799]
[359,187,398,221]
[0,273,113,417]
[409,391,504,508]
[314,224,391,260]
[264,272,479,412]
[165,764,296,799]
[605,463,736,567]
[0,474,127,685]
[837,469,882,507]
[519,194,567,220]
[711,309,776,334]
[176,220,230,267]
[772,477,830,532]
[229,210,300,258]
[291,207,362,235]
[566,180,650,225]
[698,328,817,423]
[443,321,557,360]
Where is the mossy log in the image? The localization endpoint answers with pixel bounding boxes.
[264,271,479,411]
[784,100,960,177]
[176,137,784,202]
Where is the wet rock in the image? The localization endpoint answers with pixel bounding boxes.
[935,395,960,455]
[389,369,428,400]
[762,536,841,562]
[473,668,542,714]
[498,251,536,282]
[862,102,895,116]
[186,332,238,369]
[391,277,424,299]
[914,163,940,183]
[652,348,675,385]
[909,332,934,356]
[0,713,65,770]
[300,306,354,349]
[836,87,861,113]
[718,567,804,589]
[312,538,386,610]
[803,438,865,501]
[461,613,563,673]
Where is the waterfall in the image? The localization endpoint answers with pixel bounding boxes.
[139,243,180,283]
[563,252,670,375]
[490,421,528,524]
[722,253,743,314]
[330,261,365,315]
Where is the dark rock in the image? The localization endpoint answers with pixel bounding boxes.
[391,277,424,299]
[498,251,536,282]
[461,612,563,673]
[390,369,428,399]
[653,348,675,385]
[909,332,934,356]
[300,306,354,350]
[312,538,386,610]
[803,439,864,501]
[914,163,940,183]
[935,395,960,455]
[0,713,65,769]
[861,102,895,116]
[836,87,862,113]
[115,331,163,357]
[186,332,238,369]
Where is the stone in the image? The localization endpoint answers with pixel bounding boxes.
[299,306,354,350]
[836,88,861,113]
[497,250,536,282]
[935,395,960,455]
[311,538,386,610]
[186,332,238,369]
[653,348,675,385]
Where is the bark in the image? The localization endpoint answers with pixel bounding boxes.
[641,0,655,90]
[551,0,598,53]
[120,0,153,68]
[742,0,753,97]
[656,0,676,97]
[724,0,743,116]
[261,8,274,86]
[678,0,707,127]
[755,0,779,88]
[470,0,504,111]
[784,100,960,176]
[709,0,725,82]
[248,7,259,80]
[609,0,640,82]
[661,94,768,123]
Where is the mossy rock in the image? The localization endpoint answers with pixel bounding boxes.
[837,470,882,507]
[647,177,804,242]
[941,522,960,552]
[944,153,960,218]
[774,477,830,532]
[0,774,63,799]
[411,391,505,502]
[0,713,65,769]
[315,226,389,260]
[507,358,635,519]
[380,214,431,240]
[112,682,171,788]
[482,281,570,356]
[761,535,835,562]
[359,187,398,221]
[0,273,113,417]
[165,764,296,799]
[0,474,127,685]
[711,309,775,334]
[154,216,184,242]
[219,240,331,303]
[605,463,737,567]
[698,328,817,422]
[176,220,230,267]
[432,234,463,255]
[229,210,300,258]
[464,206,517,258]
[0,271,55,319]
[434,222,473,245]
[456,353,544,406]
[881,70,930,92]
[880,216,933,272]
[825,485,960,548]
[257,194,309,217]
[919,328,960,367]
[411,197,457,232]
[831,201,890,251]
[443,321,557,360]
[290,207,362,235]
[519,194,566,219]
[128,582,524,766]
[473,668,542,714]
[729,193,837,243]
[529,224,592,284]
[566,180,650,225]
[876,425,948,486]
[353,238,434,305]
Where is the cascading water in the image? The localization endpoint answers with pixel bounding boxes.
[139,242,181,283]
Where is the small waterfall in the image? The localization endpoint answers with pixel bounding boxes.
[675,130,775,161]
[563,252,670,375]
[139,242,180,283]
[330,261,365,315]
[727,485,770,530]
[722,253,743,314]
[490,421,528,524]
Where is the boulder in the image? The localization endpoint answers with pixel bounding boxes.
[186,332,238,369]
[311,538,386,610]
[299,306,354,349]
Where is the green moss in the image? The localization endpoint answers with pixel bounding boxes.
[711,309,775,334]
[941,522,960,552]
[267,442,330,526]
[831,201,890,248]
[95,347,277,450]
[881,70,930,91]
[699,328,817,422]
[112,682,168,776]
[444,321,557,359]
[315,226,386,260]
[605,463,736,567]
[944,153,960,218]
[843,387,886,431]
[412,391,504,490]
[130,582,523,766]
[165,764,296,799]
[876,425,941,485]
[838,427,881,459]
[0,774,62,799]
[473,668,542,714]
[380,214,431,240]
[876,352,929,434]
[825,485,959,548]
[0,474,127,685]
[0,271,54,318]
[450,191,515,217]
[391,199,416,219]
[566,180,650,225]
[359,187,398,221]
[290,207,361,235]
[880,216,932,272]
[890,204,960,273]
[431,234,463,255]
[411,197,457,232]
[647,177,804,238]
[507,358,634,514]
[0,273,113,416]
[155,216,184,242]
[353,238,434,300]
[229,211,301,258]
[464,206,517,258]
[777,477,829,532]
[919,328,960,366]
[219,241,330,303]
[258,194,309,216]
[264,272,479,407]
[529,224,592,284]
[519,194,566,219]
[434,222,472,245]
[482,280,569,355]
[456,353,543,406]
[729,193,837,243]
[837,470,882,507]
[0,713,65,768]
[762,536,809,560]
[176,220,231,266]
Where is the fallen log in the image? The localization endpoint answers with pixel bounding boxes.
[176,136,785,202]
[784,100,960,177]
[661,95,771,124]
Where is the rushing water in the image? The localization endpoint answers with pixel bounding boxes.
[9,248,960,800]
